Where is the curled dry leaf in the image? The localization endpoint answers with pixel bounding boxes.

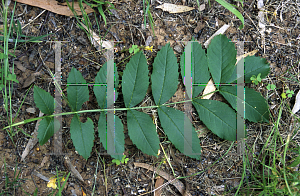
[15,0,94,16]
[156,3,195,13]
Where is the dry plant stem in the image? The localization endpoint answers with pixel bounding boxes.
[21,111,43,162]
[22,9,46,30]
[134,162,191,196]
[257,0,266,53]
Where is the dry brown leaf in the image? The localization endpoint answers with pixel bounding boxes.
[22,72,41,88]
[15,0,94,16]
[14,61,26,72]
[154,176,164,196]
[156,3,194,13]
[22,74,35,88]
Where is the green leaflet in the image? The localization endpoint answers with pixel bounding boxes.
[94,62,119,109]
[127,110,159,157]
[193,99,237,141]
[70,114,94,160]
[220,86,270,123]
[180,42,210,98]
[98,112,125,160]
[226,56,270,84]
[151,43,178,105]
[122,51,149,108]
[37,117,52,145]
[94,63,123,159]
[158,106,201,160]
[34,86,54,115]
[207,34,236,85]
[67,67,89,111]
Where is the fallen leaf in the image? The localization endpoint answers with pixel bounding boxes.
[154,176,164,196]
[80,22,114,50]
[292,91,300,114]
[26,107,36,114]
[236,50,258,63]
[198,4,205,11]
[80,22,114,60]
[204,24,230,48]
[202,79,216,100]
[14,61,26,72]
[22,72,41,88]
[15,0,94,16]
[22,74,36,88]
[64,156,84,182]
[156,3,194,13]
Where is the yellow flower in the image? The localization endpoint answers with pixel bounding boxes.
[47,178,57,189]
[144,46,153,52]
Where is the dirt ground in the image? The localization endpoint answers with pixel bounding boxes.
[1,0,300,195]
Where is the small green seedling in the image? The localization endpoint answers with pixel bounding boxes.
[286,89,294,98]
[250,73,262,85]
[267,84,276,91]
[129,45,140,54]
[281,89,294,99]
[112,155,129,166]
[6,73,19,83]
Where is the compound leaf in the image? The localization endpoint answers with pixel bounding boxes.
[98,112,125,160]
[152,43,178,105]
[220,86,269,123]
[127,110,159,157]
[70,114,94,159]
[67,67,89,111]
[193,99,237,141]
[207,34,236,84]
[180,42,210,98]
[34,86,54,115]
[226,56,270,84]
[122,52,149,108]
[158,106,201,160]
[94,62,119,109]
